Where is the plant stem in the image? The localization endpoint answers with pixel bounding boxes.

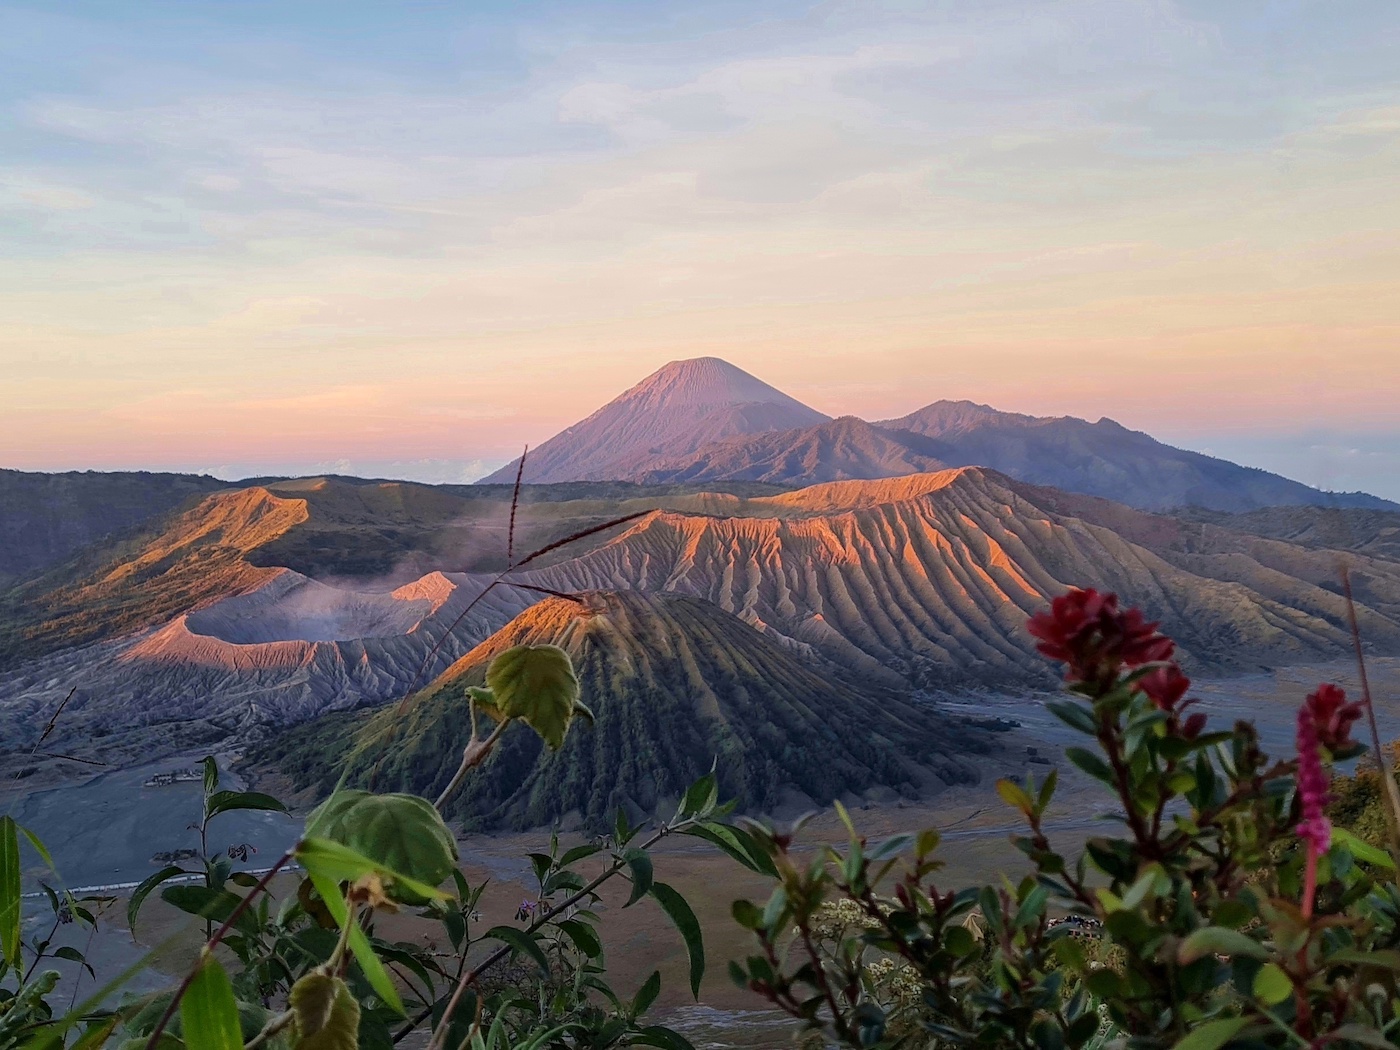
[244,1008,295,1050]
[433,719,511,812]
[143,848,297,1050]
[404,823,678,1047]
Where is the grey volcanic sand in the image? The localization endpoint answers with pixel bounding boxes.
[4,752,300,893]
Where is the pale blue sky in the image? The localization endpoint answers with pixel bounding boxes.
[1,1,1397,497]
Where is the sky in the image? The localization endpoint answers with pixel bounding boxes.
[1,1,1398,498]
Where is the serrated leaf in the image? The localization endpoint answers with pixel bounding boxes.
[180,956,242,1050]
[302,791,457,904]
[297,836,449,905]
[486,644,581,750]
[652,881,704,999]
[290,972,360,1050]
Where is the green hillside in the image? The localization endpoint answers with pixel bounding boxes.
[263,591,991,830]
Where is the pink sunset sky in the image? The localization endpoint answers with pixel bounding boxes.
[2,2,1398,497]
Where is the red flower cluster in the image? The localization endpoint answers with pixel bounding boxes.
[1027,588,1175,688]
[1301,683,1364,755]
[1295,702,1333,856]
[1140,664,1207,738]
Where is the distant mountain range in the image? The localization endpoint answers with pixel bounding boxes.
[3,358,1399,826]
[485,358,1396,513]
[4,466,1399,797]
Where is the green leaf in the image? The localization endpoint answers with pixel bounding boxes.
[1045,699,1097,735]
[201,756,220,798]
[1332,827,1396,870]
[1064,747,1115,785]
[307,870,404,1015]
[1252,963,1291,1006]
[485,644,582,750]
[1329,948,1400,970]
[557,918,602,959]
[623,848,654,908]
[995,779,1033,814]
[483,924,551,975]
[302,791,458,904]
[1326,1024,1399,1049]
[680,823,777,876]
[17,825,55,872]
[204,790,289,821]
[1170,1016,1250,1050]
[559,843,603,868]
[676,773,719,821]
[180,956,242,1050]
[0,817,20,974]
[128,866,189,934]
[652,881,704,999]
[632,970,662,1017]
[632,1026,695,1050]
[1176,926,1270,964]
[289,972,361,1050]
[297,836,449,905]
[160,886,259,935]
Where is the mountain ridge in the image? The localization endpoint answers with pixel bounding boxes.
[263,590,993,830]
[478,359,1395,512]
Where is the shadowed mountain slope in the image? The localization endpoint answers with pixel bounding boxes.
[480,358,828,484]
[1176,506,1400,563]
[634,416,950,485]
[264,591,990,830]
[0,469,229,586]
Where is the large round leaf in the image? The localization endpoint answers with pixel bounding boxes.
[486,644,583,750]
[305,790,457,903]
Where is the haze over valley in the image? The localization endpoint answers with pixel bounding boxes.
[4,358,1399,831]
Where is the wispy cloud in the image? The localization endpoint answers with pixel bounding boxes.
[0,0,1398,497]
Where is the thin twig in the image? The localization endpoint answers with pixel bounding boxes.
[405,824,676,1047]
[510,511,648,569]
[30,752,106,767]
[507,445,527,566]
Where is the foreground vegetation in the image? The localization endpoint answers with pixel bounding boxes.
[3,586,1400,1049]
